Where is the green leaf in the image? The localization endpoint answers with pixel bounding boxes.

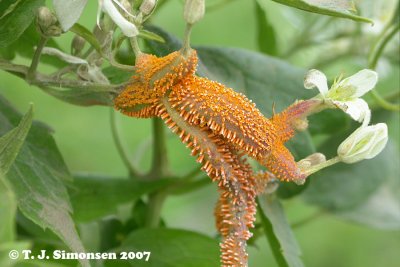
[70,174,173,222]
[0,105,32,242]
[269,0,373,23]
[39,85,114,106]
[0,0,44,48]
[0,95,89,267]
[107,228,220,267]
[139,29,165,43]
[103,66,133,84]
[303,138,396,212]
[258,194,304,267]
[53,0,88,31]
[0,178,16,242]
[0,104,33,175]
[70,23,102,54]
[337,182,400,230]
[255,0,278,56]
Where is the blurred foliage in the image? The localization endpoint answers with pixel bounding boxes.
[0,0,399,267]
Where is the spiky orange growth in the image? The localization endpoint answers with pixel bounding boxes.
[114,49,316,267]
[135,50,198,92]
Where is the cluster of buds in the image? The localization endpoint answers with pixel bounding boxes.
[302,69,388,173]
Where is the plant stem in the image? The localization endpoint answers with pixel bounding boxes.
[181,166,202,181]
[145,118,169,228]
[110,108,141,178]
[181,23,193,57]
[27,37,48,81]
[304,156,341,176]
[0,60,118,92]
[370,90,400,111]
[130,37,142,57]
[368,23,400,111]
[368,23,400,69]
[145,191,167,228]
[149,118,168,178]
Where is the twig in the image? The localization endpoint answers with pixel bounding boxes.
[368,23,400,111]
[145,118,169,228]
[110,108,142,178]
[27,37,48,81]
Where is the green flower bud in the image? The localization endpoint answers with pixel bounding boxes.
[140,0,156,15]
[71,35,86,55]
[184,0,205,24]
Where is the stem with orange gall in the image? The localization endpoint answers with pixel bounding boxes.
[159,95,256,266]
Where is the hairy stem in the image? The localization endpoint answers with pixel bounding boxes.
[0,60,118,92]
[182,24,193,57]
[144,118,169,228]
[150,118,169,178]
[110,108,141,178]
[304,156,341,176]
[130,37,142,56]
[27,37,48,81]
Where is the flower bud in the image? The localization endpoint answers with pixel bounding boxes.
[140,0,156,15]
[71,35,86,55]
[338,123,388,164]
[36,6,62,37]
[298,153,326,170]
[184,0,205,24]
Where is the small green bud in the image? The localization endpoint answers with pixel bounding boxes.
[184,0,205,25]
[120,0,133,15]
[298,153,326,170]
[36,6,62,37]
[140,0,156,15]
[71,35,86,55]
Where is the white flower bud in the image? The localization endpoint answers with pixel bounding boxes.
[140,0,156,15]
[338,123,388,164]
[184,0,205,24]
[298,153,326,171]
